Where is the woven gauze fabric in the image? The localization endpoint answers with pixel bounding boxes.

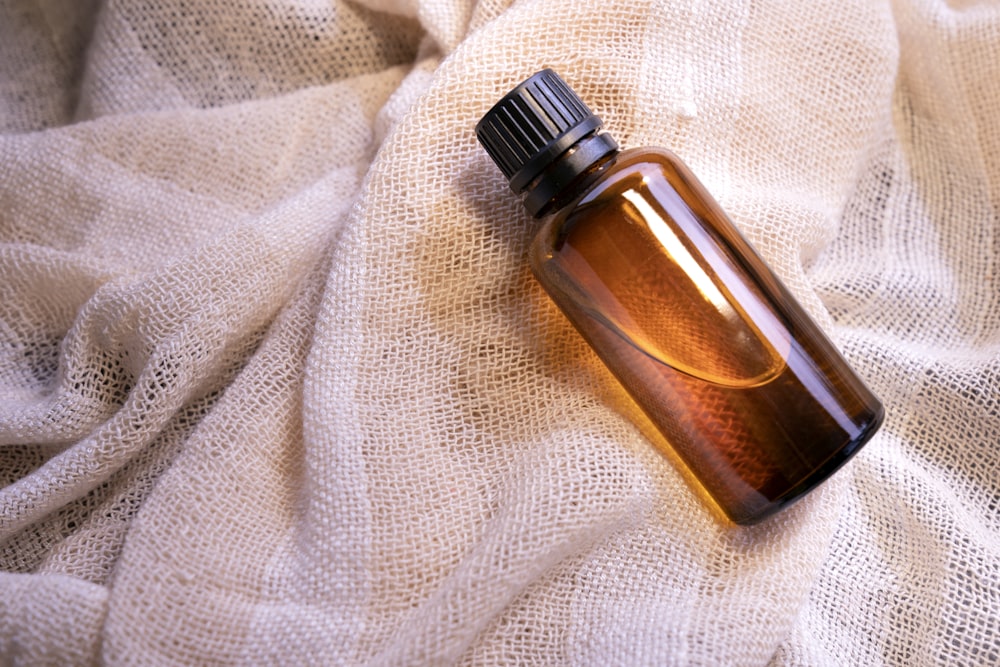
[1,0,998,664]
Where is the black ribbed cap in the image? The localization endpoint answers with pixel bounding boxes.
[476,69,617,201]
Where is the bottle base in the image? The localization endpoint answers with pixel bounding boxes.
[728,404,885,526]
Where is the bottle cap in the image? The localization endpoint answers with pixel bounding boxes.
[476,69,618,215]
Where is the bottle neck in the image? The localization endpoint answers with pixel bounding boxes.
[522,132,619,218]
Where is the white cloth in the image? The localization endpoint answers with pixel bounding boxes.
[2,0,998,664]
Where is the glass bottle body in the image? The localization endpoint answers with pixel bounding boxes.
[529,147,883,524]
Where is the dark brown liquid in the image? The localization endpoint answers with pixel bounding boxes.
[531,149,883,524]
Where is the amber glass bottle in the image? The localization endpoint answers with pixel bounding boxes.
[476,69,883,525]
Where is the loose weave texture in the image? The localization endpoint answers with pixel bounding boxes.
[1,0,998,665]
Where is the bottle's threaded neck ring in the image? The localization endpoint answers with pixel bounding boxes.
[521,131,618,216]
[476,69,619,215]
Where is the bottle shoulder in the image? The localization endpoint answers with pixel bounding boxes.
[542,146,688,223]
[615,145,683,167]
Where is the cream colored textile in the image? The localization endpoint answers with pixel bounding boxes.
[2,0,998,664]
